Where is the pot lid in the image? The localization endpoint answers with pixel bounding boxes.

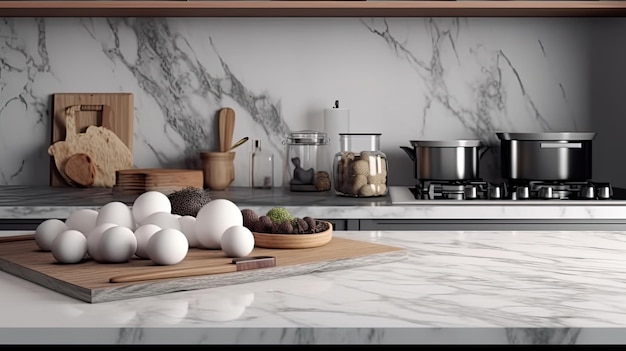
[285,130,329,145]
[410,140,482,147]
[496,132,596,141]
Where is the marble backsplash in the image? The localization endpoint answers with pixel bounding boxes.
[1,17,623,188]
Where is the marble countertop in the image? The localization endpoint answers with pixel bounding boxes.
[1,230,626,344]
[3,186,626,224]
[0,185,388,220]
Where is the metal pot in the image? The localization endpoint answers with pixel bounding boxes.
[496,132,596,181]
[400,140,488,181]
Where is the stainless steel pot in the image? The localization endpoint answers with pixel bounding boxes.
[400,140,487,181]
[496,132,596,181]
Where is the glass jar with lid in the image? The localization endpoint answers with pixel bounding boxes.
[333,133,388,197]
[283,130,332,192]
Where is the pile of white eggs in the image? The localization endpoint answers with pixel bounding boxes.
[34,191,256,265]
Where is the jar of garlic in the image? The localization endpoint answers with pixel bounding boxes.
[332,133,388,197]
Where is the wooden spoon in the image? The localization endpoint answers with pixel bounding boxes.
[0,234,35,243]
[218,107,236,152]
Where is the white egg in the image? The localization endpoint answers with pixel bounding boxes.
[51,229,87,264]
[195,199,243,249]
[86,223,118,261]
[99,226,137,263]
[220,225,255,258]
[148,228,189,265]
[35,219,69,251]
[96,201,134,229]
[64,208,98,234]
[134,223,162,259]
[142,211,181,231]
[132,191,172,225]
[177,215,199,248]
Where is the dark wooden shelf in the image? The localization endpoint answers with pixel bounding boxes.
[1,1,626,17]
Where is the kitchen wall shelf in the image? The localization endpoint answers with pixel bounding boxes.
[1,1,626,18]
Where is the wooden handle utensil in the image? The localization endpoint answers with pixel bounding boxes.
[228,136,249,151]
[0,234,35,243]
[218,107,236,152]
[109,256,276,283]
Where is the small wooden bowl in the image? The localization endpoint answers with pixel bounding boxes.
[252,221,333,249]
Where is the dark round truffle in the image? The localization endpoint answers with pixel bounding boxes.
[275,220,294,234]
[257,216,274,233]
[295,217,309,234]
[303,216,316,232]
[168,187,212,217]
[241,208,259,230]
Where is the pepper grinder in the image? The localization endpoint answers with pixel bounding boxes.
[250,139,274,189]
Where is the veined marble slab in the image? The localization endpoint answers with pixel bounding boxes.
[2,186,626,223]
[1,230,626,344]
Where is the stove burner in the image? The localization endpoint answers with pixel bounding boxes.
[413,179,500,200]
[508,181,613,200]
[412,179,614,200]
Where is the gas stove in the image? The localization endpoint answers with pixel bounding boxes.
[389,179,626,205]
[410,179,618,201]
[388,181,626,230]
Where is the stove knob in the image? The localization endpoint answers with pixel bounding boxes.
[597,186,612,200]
[515,186,530,200]
[489,185,502,199]
[538,186,553,199]
[464,185,477,199]
[581,185,595,199]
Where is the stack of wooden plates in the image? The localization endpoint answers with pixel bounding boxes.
[114,168,204,194]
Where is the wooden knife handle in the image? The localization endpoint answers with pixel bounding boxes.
[109,256,276,283]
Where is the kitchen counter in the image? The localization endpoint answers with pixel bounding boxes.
[1,229,626,344]
[0,185,389,219]
[3,185,626,231]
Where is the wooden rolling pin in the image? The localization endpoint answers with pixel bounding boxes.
[109,256,276,283]
[0,234,35,243]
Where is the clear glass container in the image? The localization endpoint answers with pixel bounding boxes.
[283,130,332,192]
[333,133,388,197]
[250,139,274,189]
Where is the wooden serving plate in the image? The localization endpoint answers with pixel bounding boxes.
[252,221,333,249]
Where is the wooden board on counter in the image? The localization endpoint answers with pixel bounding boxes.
[51,93,134,187]
[0,236,406,303]
[114,168,204,195]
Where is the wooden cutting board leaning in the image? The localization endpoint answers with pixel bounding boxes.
[49,93,134,187]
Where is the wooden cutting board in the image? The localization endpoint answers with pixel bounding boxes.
[113,168,204,195]
[51,93,134,187]
[0,236,406,303]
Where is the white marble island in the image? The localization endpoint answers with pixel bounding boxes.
[1,230,626,345]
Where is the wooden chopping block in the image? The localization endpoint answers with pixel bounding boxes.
[48,105,133,188]
[63,153,97,187]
